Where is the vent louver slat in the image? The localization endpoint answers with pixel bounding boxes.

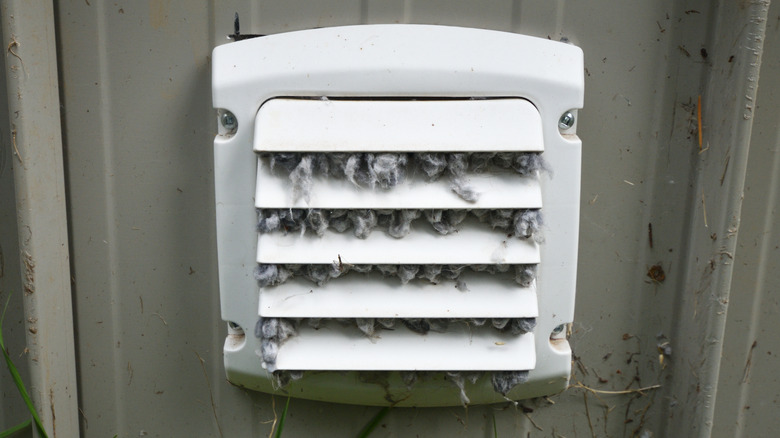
[259,273,538,318]
[274,325,536,371]
[256,227,540,264]
[254,99,544,152]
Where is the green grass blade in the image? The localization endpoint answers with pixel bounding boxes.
[0,295,48,438]
[0,419,31,437]
[355,407,391,438]
[273,396,291,438]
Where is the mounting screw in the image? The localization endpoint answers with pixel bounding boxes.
[221,111,237,131]
[558,111,575,130]
[551,324,566,336]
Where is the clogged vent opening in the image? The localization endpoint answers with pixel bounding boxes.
[253,97,543,403]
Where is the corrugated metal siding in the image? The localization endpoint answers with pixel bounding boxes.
[713,5,780,436]
[24,0,773,436]
[56,2,224,436]
[0,27,34,432]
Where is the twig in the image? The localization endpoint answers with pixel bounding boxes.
[632,397,654,436]
[195,352,224,438]
[717,248,734,259]
[623,393,637,437]
[571,382,661,395]
[78,407,88,430]
[524,412,543,431]
[11,128,22,164]
[584,392,596,438]
[742,340,757,383]
[152,312,168,326]
[265,396,278,438]
[701,192,708,228]
[697,95,703,150]
[283,290,314,301]
[589,388,613,411]
[451,411,466,427]
[720,155,731,186]
[573,354,588,377]
[6,38,26,75]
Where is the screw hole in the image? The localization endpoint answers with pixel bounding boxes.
[227,321,244,335]
[550,323,568,340]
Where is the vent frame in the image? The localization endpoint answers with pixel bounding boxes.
[213,24,583,406]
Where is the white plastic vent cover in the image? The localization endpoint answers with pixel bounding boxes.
[212,25,583,406]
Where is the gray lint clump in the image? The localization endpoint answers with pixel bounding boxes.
[386,209,422,238]
[348,210,377,239]
[262,151,546,202]
[254,263,537,288]
[445,371,483,406]
[254,317,298,373]
[289,154,314,203]
[272,370,304,388]
[268,152,301,173]
[400,370,418,389]
[491,371,530,396]
[447,153,479,202]
[372,153,408,188]
[514,265,538,287]
[356,318,376,337]
[418,153,448,179]
[257,208,542,240]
